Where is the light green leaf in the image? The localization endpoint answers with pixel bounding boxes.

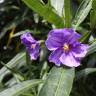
[22,0,64,28]
[63,0,71,27]
[1,61,25,82]
[12,30,32,38]
[0,52,26,83]
[0,80,43,96]
[90,0,96,29]
[79,31,90,43]
[87,41,96,55]
[39,67,75,96]
[50,0,71,27]
[50,0,64,17]
[73,0,92,30]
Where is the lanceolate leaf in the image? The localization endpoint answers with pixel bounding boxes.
[22,0,64,28]
[0,52,26,83]
[87,41,96,55]
[50,0,71,27]
[50,0,64,17]
[0,80,43,96]
[63,0,71,28]
[39,67,75,96]
[73,0,92,30]
[90,0,96,29]
[79,31,91,43]
[75,68,96,80]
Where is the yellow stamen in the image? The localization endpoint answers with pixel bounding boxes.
[63,43,69,51]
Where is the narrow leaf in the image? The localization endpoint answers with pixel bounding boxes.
[87,41,96,55]
[0,80,43,96]
[75,68,96,80]
[73,0,92,30]
[39,67,75,96]
[0,52,26,83]
[63,0,71,28]
[90,0,96,29]
[22,0,64,28]
[50,0,64,17]
[79,31,90,43]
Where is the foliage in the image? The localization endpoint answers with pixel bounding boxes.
[0,0,96,96]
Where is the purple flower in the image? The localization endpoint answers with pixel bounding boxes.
[45,28,89,67]
[21,33,40,60]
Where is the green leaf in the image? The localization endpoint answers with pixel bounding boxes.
[73,0,92,30]
[79,31,90,43]
[87,41,96,55]
[0,80,43,96]
[1,61,25,82]
[50,0,64,17]
[63,0,71,28]
[75,68,96,80]
[12,30,32,38]
[0,52,26,83]
[22,0,64,28]
[50,0,71,27]
[90,0,96,29]
[39,67,75,96]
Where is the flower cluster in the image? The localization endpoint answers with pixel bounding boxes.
[21,28,89,67]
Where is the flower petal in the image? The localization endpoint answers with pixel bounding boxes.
[45,37,62,51]
[68,33,81,44]
[27,43,40,60]
[45,29,68,51]
[45,28,75,51]
[21,33,36,47]
[49,28,75,39]
[60,52,80,67]
[72,44,89,58]
[49,48,63,66]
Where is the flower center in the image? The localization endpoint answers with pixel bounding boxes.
[31,44,36,49]
[63,43,69,51]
